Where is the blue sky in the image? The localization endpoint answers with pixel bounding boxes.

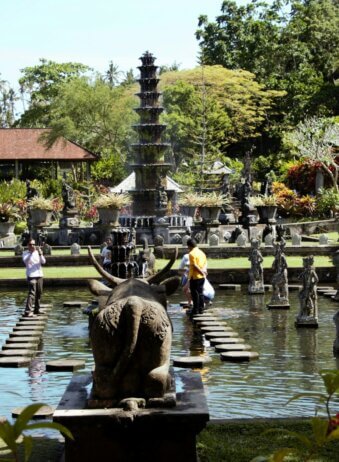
[0,0,235,89]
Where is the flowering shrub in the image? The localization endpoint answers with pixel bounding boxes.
[84,205,98,222]
[316,188,339,217]
[287,160,319,195]
[271,181,317,218]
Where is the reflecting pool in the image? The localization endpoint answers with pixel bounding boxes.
[0,287,338,422]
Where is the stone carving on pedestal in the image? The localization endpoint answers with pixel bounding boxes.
[295,256,319,327]
[59,178,80,231]
[248,238,264,294]
[86,247,180,408]
[236,232,247,247]
[292,233,302,246]
[267,239,290,309]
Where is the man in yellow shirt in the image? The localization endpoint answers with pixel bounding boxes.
[187,238,207,316]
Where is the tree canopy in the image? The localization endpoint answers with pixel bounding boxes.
[17,59,90,127]
[160,65,284,186]
[196,0,339,124]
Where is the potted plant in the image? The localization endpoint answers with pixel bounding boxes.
[250,195,278,224]
[93,193,131,226]
[0,202,20,235]
[27,197,55,227]
[197,192,228,223]
[178,192,201,218]
[178,191,228,223]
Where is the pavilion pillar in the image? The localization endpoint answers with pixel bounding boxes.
[14,160,19,179]
[86,163,91,181]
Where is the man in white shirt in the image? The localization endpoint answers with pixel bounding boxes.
[22,238,46,317]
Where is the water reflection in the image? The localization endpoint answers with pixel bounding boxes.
[0,287,338,422]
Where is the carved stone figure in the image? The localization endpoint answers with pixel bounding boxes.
[248,238,264,294]
[136,237,156,277]
[26,180,39,200]
[296,256,319,327]
[62,179,76,211]
[267,240,289,308]
[87,247,180,408]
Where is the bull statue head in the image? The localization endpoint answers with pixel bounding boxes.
[87,246,180,409]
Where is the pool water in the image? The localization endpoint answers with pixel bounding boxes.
[0,287,338,423]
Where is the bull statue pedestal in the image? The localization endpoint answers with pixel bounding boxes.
[53,371,209,462]
[53,245,209,461]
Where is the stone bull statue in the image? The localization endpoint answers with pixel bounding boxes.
[87,246,180,408]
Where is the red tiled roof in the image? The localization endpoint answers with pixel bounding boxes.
[0,129,97,161]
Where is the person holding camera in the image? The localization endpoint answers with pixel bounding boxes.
[22,238,46,317]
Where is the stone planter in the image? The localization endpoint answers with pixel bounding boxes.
[0,221,15,236]
[30,209,52,227]
[256,206,278,224]
[199,206,221,224]
[97,207,120,226]
[180,205,197,219]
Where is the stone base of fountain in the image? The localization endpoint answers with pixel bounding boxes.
[54,371,209,462]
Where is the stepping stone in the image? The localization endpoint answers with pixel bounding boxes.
[46,359,85,372]
[209,337,245,346]
[215,344,252,352]
[193,316,220,322]
[220,351,259,362]
[6,336,41,344]
[200,326,233,332]
[13,325,44,332]
[19,316,48,322]
[0,357,31,367]
[17,321,46,327]
[197,321,228,327]
[12,404,55,419]
[63,301,88,308]
[179,301,191,307]
[323,291,337,297]
[40,303,52,308]
[10,330,42,337]
[2,343,38,350]
[0,349,35,357]
[172,356,212,368]
[204,331,239,340]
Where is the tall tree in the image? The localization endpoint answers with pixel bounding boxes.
[0,76,16,127]
[17,59,90,127]
[105,61,122,87]
[42,77,137,185]
[285,117,339,192]
[196,0,339,124]
[160,66,283,186]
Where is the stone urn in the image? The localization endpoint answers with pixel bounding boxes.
[199,206,221,224]
[30,209,53,227]
[97,207,120,226]
[0,221,15,236]
[180,205,197,219]
[256,205,278,224]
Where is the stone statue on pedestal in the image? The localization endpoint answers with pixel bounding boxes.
[267,239,289,308]
[248,238,264,294]
[62,178,76,212]
[296,256,319,327]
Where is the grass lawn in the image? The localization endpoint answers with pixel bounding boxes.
[1,419,338,461]
[197,419,339,462]
[0,256,332,280]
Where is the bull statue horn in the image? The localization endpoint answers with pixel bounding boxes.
[87,246,125,287]
[146,247,178,284]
